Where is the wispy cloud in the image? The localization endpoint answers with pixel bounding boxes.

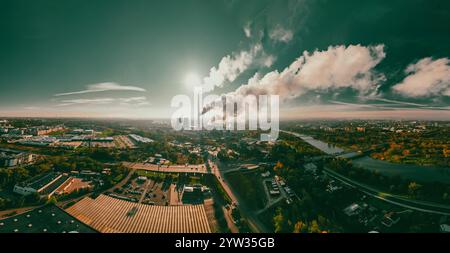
[54,82,146,96]
[269,25,293,43]
[57,98,115,106]
[243,22,251,38]
[329,100,388,110]
[118,96,150,106]
[358,97,427,107]
[118,96,147,103]
[23,106,40,110]
[332,99,450,111]
[56,96,150,107]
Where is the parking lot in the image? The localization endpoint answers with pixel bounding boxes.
[110,172,182,206]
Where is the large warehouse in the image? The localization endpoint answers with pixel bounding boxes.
[65,194,212,233]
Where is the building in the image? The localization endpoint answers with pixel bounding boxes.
[0,127,9,134]
[381,212,400,228]
[129,134,154,144]
[304,163,318,174]
[8,128,25,135]
[65,194,212,233]
[0,205,96,233]
[27,125,64,136]
[181,184,210,204]
[440,224,450,233]
[13,172,71,198]
[0,149,34,167]
[69,129,94,135]
[18,136,59,146]
[343,203,363,217]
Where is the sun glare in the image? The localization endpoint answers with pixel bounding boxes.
[184,72,201,88]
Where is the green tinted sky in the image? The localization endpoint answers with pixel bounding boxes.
[0,0,449,119]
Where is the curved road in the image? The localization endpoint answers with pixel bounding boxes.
[325,168,450,215]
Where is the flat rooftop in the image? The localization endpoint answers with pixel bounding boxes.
[0,205,96,233]
[124,162,209,174]
[21,172,60,190]
[65,194,211,233]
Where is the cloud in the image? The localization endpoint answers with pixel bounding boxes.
[54,82,146,96]
[23,106,40,110]
[269,25,293,43]
[243,23,251,38]
[330,100,450,111]
[118,96,147,103]
[358,97,427,107]
[392,57,450,97]
[56,96,150,107]
[228,44,386,101]
[202,43,275,92]
[57,98,115,106]
[118,96,150,106]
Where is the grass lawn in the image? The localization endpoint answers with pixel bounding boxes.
[226,171,267,210]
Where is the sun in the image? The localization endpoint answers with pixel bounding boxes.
[184,72,201,88]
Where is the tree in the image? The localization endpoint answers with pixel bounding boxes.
[408,181,422,197]
[273,161,284,173]
[273,208,289,233]
[308,220,321,233]
[293,220,306,233]
[0,197,5,210]
[273,208,284,233]
[46,196,58,205]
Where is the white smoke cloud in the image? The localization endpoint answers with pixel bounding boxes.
[202,43,274,92]
[392,57,450,97]
[229,44,386,101]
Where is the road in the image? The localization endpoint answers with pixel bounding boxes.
[208,159,238,205]
[325,168,450,215]
[138,180,151,204]
[104,164,136,193]
[207,157,270,233]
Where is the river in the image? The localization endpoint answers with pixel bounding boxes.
[282,130,450,184]
[282,130,344,155]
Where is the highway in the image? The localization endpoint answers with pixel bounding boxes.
[324,168,450,215]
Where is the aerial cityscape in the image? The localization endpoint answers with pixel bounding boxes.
[0,0,449,241]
